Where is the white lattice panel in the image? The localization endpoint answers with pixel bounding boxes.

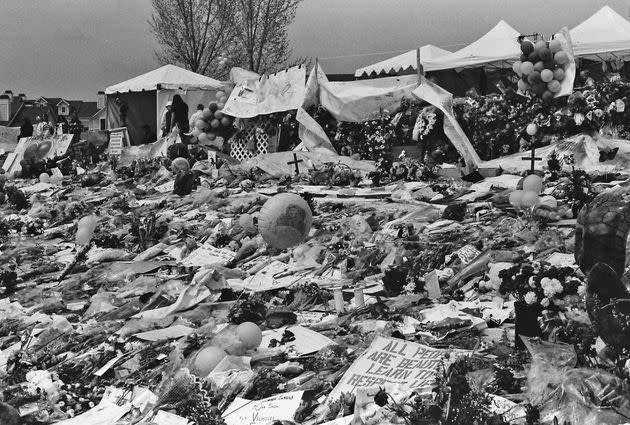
[230,123,270,162]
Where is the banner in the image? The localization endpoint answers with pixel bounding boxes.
[3,134,74,174]
[412,77,482,169]
[555,27,577,98]
[326,336,469,403]
[0,125,20,153]
[223,66,307,118]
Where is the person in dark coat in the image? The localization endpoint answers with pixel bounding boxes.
[18,118,33,141]
[170,94,190,141]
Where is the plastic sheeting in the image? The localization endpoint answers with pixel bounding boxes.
[570,6,630,61]
[354,45,451,77]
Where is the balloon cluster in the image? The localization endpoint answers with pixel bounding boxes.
[508,174,543,208]
[512,37,570,101]
[191,90,234,147]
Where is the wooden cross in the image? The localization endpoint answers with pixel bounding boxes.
[287,152,303,175]
[522,147,542,174]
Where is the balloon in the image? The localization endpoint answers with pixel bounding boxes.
[542,90,554,102]
[215,91,226,101]
[198,132,209,144]
[192,128,201,138]
[217,102,225,109]
[512,61,523,75]
[209,102,219,112]
[527,71,541,84]
[549,38,563,53]
[195,119,207,130]
[552,67,565,81]
[539,195,558,209]
[517,79,530,92]
[548,80,562,93]
[528,51,540,63]
[509,190,524,207]
[539,48,552,62]
[36,140,52,158]
[24,144,38,160]
[532,82,547,96]
[237,322,262,348]
[526,123,538,136]
[221,117,231,127]
[239,213,254,229]
[554,51,569,65]
[534,40,547,53]
[210,119,220,129]
[520,53,528,62]
[540,69,554,82]
[533,61,545,72]
[202,108,213,120]
[171,157,190,173]
[520,191,540,208]
[258,193,312,250]
[194,346,227,377]
[76,215,97,245]
[520,61,534,75]
[39,172,50,183]
[219,96,228,104]
[523,174,543,193]
[207,133,217,141]
[521,40,534,55]
[214,110,224,119]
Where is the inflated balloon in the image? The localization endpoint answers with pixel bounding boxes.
[548,80,562,93]
[202,108,213,120]
[512,61,522,75]
[554,51,569,65]
[520,191,540,208]
[517,80,530,92]
[238,213,254,229]
[539,195,558,209]
[215,91,226,100]
[76,215,97,245]
[39,173,50,183]
[509,190,524,207]
[522,174,543,193]
[258,193,313,250]
[198,132,209,144]
[532,82,547,96]
[520,61,534,75]
[171,157,190,173]
[539,48,552,62]
[210,119,220,129]
[549,38,562,53]
[209,102,219,112]
[195,119,206,130]
[526,123,538,136]
[534,40,547,53]
[214,110,224,119]
[194,346,227,377]
[533,61,545,72]
[36,140,52,158]
[24,144,38,160]
[521,40,534,55]
[527,71,541,85]
[221,117,231,127]
[192,128,201,138]
[237,322,262,348]
[207,133,217,141]
[217,102,225,109]
[542,90,554,103]
[219,96,228,104]
[540,69,553,83]
[528,51,540,63]
[552,68,565,81]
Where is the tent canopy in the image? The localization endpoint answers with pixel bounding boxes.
[570,6,630,61]
[105,64,223,94]
[355,45,451,77]
[423,20,521,72]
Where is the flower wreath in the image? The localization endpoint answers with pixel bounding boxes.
[412,107,438,141]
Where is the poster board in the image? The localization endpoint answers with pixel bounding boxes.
[0,125,20,153]
[108,127,130,155]
[3,134,74,174]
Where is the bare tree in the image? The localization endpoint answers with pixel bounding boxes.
[229,0,303,74]
[149,0,235,77]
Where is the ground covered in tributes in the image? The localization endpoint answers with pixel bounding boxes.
[0,151,629,425]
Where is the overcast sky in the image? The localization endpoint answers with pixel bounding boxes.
[1,0,629,100]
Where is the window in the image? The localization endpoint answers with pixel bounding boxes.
[0,104,7,121]
[100,118,106,130]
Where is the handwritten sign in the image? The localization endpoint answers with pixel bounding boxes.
[53,400,130,425]
[153,410,190,425]
[181,245,236,267]
[3,134,74,174]
[241,260,306,292]
[327,336,468,403]
[108,127,130,155]
[222,391,303,425]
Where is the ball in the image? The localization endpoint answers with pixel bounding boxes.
[548,80,562,93]
[39,173,50,183]
[237,322,263,348]
[549,38,563,54]
[540,69,554,83]
[210,119,220,129]
[258,193,313,250]
[523,174,543,193]
[171,157,190,173]
[554,51,569,65]
[509,190,524,207]
[521,40,534,55]
[194,346,227,377]
[552,67,565,81]
[520,191,540,208]
[520,61,534,75]
[526,123,538,136]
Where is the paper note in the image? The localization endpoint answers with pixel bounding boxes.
[424,270,441,300]
[94,353,124,377]
[153,410,190,425]
[241,260,306,292]
[133,324,194,341]
[545,252,576,268]
[222,391,304,425]
[52,400,131,425]
[181,246,236,267]
[259,325,334,357]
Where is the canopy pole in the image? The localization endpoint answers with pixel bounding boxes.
[416,48,424,86]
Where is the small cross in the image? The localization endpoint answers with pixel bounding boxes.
[522,147,542,174]
[287,152,304,175]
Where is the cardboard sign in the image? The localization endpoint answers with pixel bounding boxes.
[108,127,130,155]
[3,134,74,174]
[326,336,468,403]
[222,391,303,425]
[241,260,306,292]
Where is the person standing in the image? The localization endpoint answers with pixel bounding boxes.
[160,101,172,137]
[189,104,204,130]
[18,118,33,141]
[170,95,189,141]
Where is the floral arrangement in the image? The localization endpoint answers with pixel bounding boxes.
[413,106,439,141]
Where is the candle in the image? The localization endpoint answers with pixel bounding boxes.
[354,287,365,308]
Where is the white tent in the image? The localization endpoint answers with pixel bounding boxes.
[105,64,225,145]
[423,20,522,72]
[354,45,451,77]
[570,6,630,61]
